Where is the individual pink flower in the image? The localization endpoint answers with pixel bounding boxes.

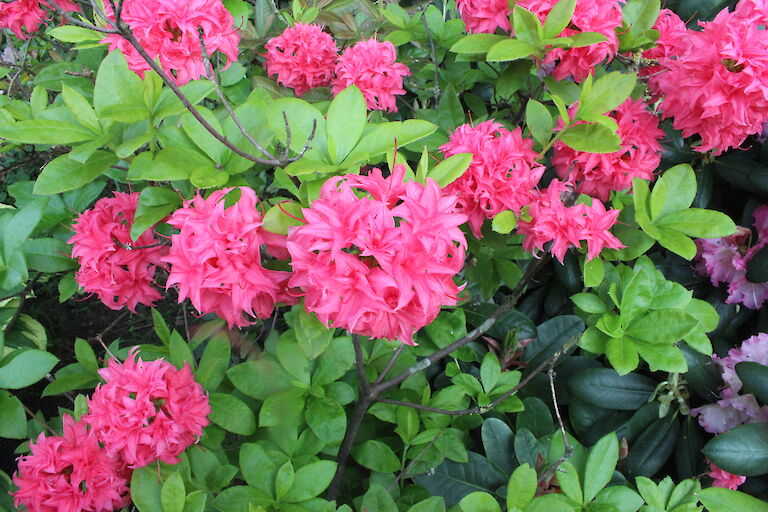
[0,0,79,39]
[12,415,130,512]
[735,0,768,25]
[709,462,747,490]
[265,23,339,96]
[456,0,511,34]
[691,393,768,434]
[101,0,240,86]
[287,165,467,345]
[332,39,410,112]
[553,99,664,201]
[439,120,545,237]
[163,187,296,328]
[640,9,687,85]
[69,192,168,312]
[517,180,623,263]
[653,4,768,154]
[516,0,624,81]
[84,348,210,468]
[717,333,768,395]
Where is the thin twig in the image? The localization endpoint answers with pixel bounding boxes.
[90,310,130,361]
[353,334,369,395]
[4,273,41,335]
[22,402,55,435]
[374,345,404,386]
[388,428,446,492]
[538,361,573,484]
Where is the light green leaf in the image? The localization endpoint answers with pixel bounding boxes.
[577,72,636,119]
[34,151,118,195]
[62,85,100,133]
[0,391,26,438]
[543,0,576,38]
[697,487,768,512]
[526,99,554,145]
[326,85,367,164]
[655,208,737,239]
[429,153,473,187]
[559,123,621,153]
[131,186,181,241]
[209,393,256,435]
[161,472,185,512]
[650,164,696,219]
[458,492,502,512]
[0,119,97,144]
[506,463,537,510]
[94,51,148,123]
[283,460,337,502]
[486,40,540,62]
[451,34,508,54]
[492,211,517,234]
[353,440,401,473]
[583,433,619,502]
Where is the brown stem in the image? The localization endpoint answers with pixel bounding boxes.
[22,402,55,435]
[374,345,404,386]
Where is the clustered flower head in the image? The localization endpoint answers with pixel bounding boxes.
[553,99,665,201]
[652,0,768,154]
[265,23,339,96]
[287,165,467,345]
[163,187,296,328]
[84,348,211,468]
[101,0,240,86]
[12,415,131,512]
[0,0,79,39]
[517,180,624,263]
[455,0,511,34]
[639,8,687,85]
[332,39,410,112]
[440,120,545,238]
[69,192,168,313]
[694,205,768,309]
[516,0,624,81]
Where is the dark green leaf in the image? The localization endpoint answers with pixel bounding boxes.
[569,368,655,410]
[746,244,768,283]
[0,391,26,438]
[481,418,515,473]
[413,452,507,507]
[353,440,401,473]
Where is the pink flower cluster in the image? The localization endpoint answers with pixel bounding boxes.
[709,462,747,490]
[69,192,168,312]
[553,99,665,201]
[163,188,296,328]
[439,120,545,237]
[517,0,624,81]
[0,0,79,39]
[640,9,687,88]
[286,166,467,344]
[651,0,768,154]
[264,24,410,111]
[101,0,240,86]
[517,180,624,263]
[694,206,768,310]
[455,0,511,34]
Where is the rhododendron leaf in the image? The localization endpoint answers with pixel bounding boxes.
[0,119,97,145]
[34,151,118,195]
[276,332,310,385]
[259,388,305,427]
[571,293,608,314]
[526,315,583,369]
[169,330,196,370]
[498,61,533,99]
[228,359,293,400]
[184,491,207,512]
[116,129,155,160]
[622,0,661,38]
[212,486,272,512]
[327,85,367,164]
[210,393,257,435]
[516,397,554,438]
[94,51,148,123]
[735,362,768,405]
[274,461,294,501]
[626,310,698,344]
[569,368,655,410]
[408,497,447,512]
[451,34,508,54]
[58,272,77,303]
[0,349,57,389]
[479,352,501,393]
[577,72,636,120]
[543,0,576,38]
[190,164,229,188]
[196,335,231,391]
[353,439,401,473]
[583,257,605,287]
[650,164,696,219]
[132,466,163,512]
[525,99,554,145]
[262,202,304,236]
[556,461,583,503]
[746,244,768,283]
[655,227,695,260]
[161,471,186,512]
[74,337,98,374]
[486,40,541,62]
[429,152,472,187]
[181,108,227,164]
[310,335,354,386]
[154,81,215,120]
[605,336,639,375]
[559,123,621,153]
[513,6,544,44]
[506,463,537,510]
[61,84,99,134]
[282,158,339,177]
[625,417,680,478]
[655,208,736,239]
[131,186,180,241]
[703,423,768,476]
[698,488,768,512]
[684,298,718,332]
[0,391,25,438]
[306,397,346,443]
[283,460,337,502]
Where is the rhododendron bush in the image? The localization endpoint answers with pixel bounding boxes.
[2,0,768,510]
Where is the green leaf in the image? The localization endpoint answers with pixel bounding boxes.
[267,98,327,155]
[313,336,354,386]
[704,423,768,476]
[180,108,227,164]
[559,123,621,153]
[283,460,336,502]
[262,201,304,236]
[481,418,515,473]
[94,51,148,123]
[584,257,605,287]
[327,85,367,163]
[655,227,697,260]
[0,119,97,144]
[650,164,696,220]
[161,472,186,512]
[0,349,58,389]
[407,497,446,512]
[131,187,181,241]
[605,337,639,375]
[655,208,737,239]
[62,85,100,133]
[736,362,768,405]
[480,352,501,393]
[306,398,346,444]
[413,452,507,507]
[486,40,540,62]
[526,100,554,145]
[577,72,637,119]
[209,393,256,435]
[746,244,768,283]
[561,31,608,47]
[506,463,537,510]
[626,310,699,344]
[49,25,103,43]
[543,0,576,38]
[513,5,544,44]
[458,492,502,512]
[196,335,231,391]
[571,292,608,314]
[259,388,305,427]
[362,484,398,512]
[623,415,679,477]
[697,488,768,512]
[275,462,294,501]
[593,486,644,512]
[451,33,508,54]
[343,120,437,165]
[569,368,655,410]
[74,338,98,374]
[556,461,583,503]
[492,211,517,234]
[154,81,215,120]
[34,151,118,195]
[583,433,619,502]
[23,238,77,273]
[353,440,401,473]
[0,391,26,438]
[429,153,473,187]
[132,466,163,512]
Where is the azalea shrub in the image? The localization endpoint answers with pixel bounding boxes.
[2,0,768,511]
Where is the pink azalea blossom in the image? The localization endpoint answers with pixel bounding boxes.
[287,165,467,345]
[552,99,665,201]
[640,8,687,87]
[456,0,511,34]
[265,23,339,96]
[516,0,624,81]
[735,0,768,25]
[84,348,210,468]
[439,120,545,237]
[0,0,79,39]
[517,180,623,263]
[332,39,410,112]
[12,415,130,512]
[101,0,240,86]
[653,3,768,154]
[163,188,296,328]
[709,462,747,490]
[69,192,168,312]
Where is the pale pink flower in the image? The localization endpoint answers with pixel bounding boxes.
[265,23,339,96]
[517,180,623,263]
[653,5,768,154]
[439,120,545,237]
[456,0,511,34]
[101,0,240,86]
[69,192,168,312]
[12,415,130,512]
[286,165,467,345]
[516,0,624,81]
[163,187,296,328]
[717,333,768,395]
[553,99,664,201]
[84,348,210,468]
[691,393,768,434]
[332,39,410,112]
[709,462,747,490]
[0,0,79,39]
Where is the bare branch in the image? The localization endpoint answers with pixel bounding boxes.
[374,345,404,386]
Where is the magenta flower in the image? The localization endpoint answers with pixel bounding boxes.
[456,0,511,34]
[69,192,168,312]
[440,120,545,237]
[640,8,687,87]
[0,0,79,39]
[163,187,296,328]
[332,39,410,112]
[12,415,130,512]
[84,349,210,468]
[553,99,664,201]
[709,462,747,490]
[286,166,467,345]
[265,23,339,96]
[101,0,240,86]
